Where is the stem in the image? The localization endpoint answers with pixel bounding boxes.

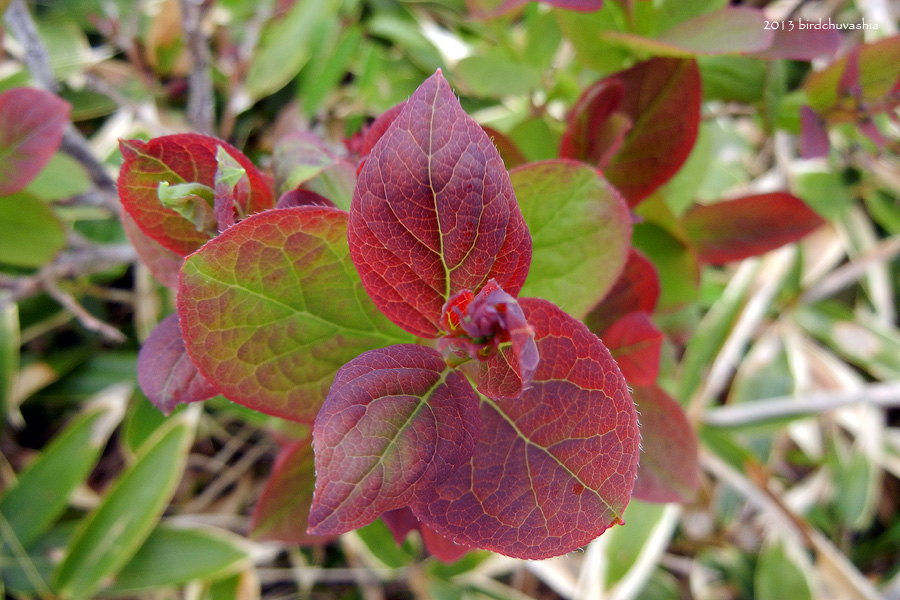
[179,0,216,135]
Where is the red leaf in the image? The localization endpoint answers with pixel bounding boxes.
[413,298,639,559]
[272,132,338,195]
[800,106,830,159]
[121,211,183,289]
[560,79,626,168]
[349,70,531,337]
[275,188,336,209]
[683,193,825,264]
[381,507,473,562]
[604,312,662,387]
[251,437,336,545]
[563,59,701,206]
[630,385,699,503]
[441,280,539,400]
[361,101,407,157]
[118,134,274,256]
[0,87,70,195]
[137,313,218,415]
[381,507,420,546]
[420,522,472,563]
[584,248,659,334]
[308,345,480,536]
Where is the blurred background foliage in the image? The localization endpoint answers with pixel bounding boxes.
[1,0,900,598]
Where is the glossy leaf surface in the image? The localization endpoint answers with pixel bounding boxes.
[178,207,413,422]
[604,311,663,386]
[562,58,701,206]
[0,87,70,195]
[349,70,531,338]
[683,193,825,264]
[513,160,631,318]
[413,298,639,559]
[137,313,218,415]
[584,248,660,334]
[118,134,273,256]
[251,437,333,545]
[309,345,479,535]
[630,385,699,503]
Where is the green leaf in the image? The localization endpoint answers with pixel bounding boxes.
[455,52,542,99]
[513,161,631,318]
[603,500,673,586]
[244,0,339,102]
[631,222,699,313]
[555,6,632,73]
[52,406,197,599]
[698,56,766,103]
[792,169,853,221]
[0,385,126,551]
[368,13,445,74]
[23,152,91,201]
[178,208,414,423]
[104,523,249,593]
[0,192,66,267]
[297,25,362,117]
[755,543,813,600]
[0,292,18,417]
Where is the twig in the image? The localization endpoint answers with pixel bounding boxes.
[803,235,900,304]
[39,269,127,343]
[0,244,137,302]
[3,0,57,92]
[179,0,216,135]
[703,381,900,427]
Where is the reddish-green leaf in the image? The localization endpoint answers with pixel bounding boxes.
[512,160,631,318]
[630,385,699,503]
[683,193,825,264]
[805,36,900,120]
[272,132,338,196]
[604,311,662,386]
[584,248,659,334]
[251,437,335,545]
[118,134,274,256]
[178,207,414,422]
[0,87,70,195]
[137,313,218,415]
[349,70,531,338]
[413,298,639,559]
[563,59,701,206]
[275,188,336,209]
[121,211,183,289]
[308,345,480,535]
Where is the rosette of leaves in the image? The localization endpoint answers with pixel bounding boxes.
[121,71,640,560]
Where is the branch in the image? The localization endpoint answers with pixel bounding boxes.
[702,381,900,427]
[179,0,216,135]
